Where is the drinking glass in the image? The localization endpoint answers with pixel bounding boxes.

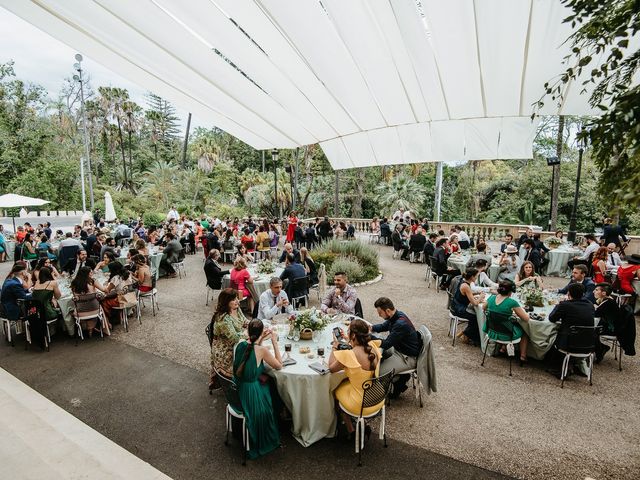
[293,328,300,342]
[284,343,292,359]
[312,330,320,344]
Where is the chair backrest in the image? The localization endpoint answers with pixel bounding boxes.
[73,292,101,319]
[485,310,516,339]
[360,369,394,414]
[566,325,601,354]
[447,275,462,310]
[216,372,243,414]
[289,276,309,298]
[354,298,364,318]
[60,245,80,269]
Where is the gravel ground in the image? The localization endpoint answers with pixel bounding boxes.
[2,244,638,479]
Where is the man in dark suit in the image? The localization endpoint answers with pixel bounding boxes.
[380,218,392,246]
[317,216,332,242]
[500,233,515,253]
[546,283,595,376]
[279,243,300,263]
[279,253,307,299]
[557,264,596,303]
[522,239,542,272]
[64,249,88,276]
[204,249,229,290]
[304,223,317,249]
[601,218,627,248]
[423,232,437,258]
[408,227,427,262]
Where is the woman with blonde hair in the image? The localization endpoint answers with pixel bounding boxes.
[135,238,149,256]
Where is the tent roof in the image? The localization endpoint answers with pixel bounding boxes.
[1,0,629,168]
[0,193,49,209]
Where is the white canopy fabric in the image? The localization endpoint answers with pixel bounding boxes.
[1,0,629,169]
[104,192,116,222]
[0,193,49,209]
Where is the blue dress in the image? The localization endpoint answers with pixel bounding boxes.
[233,341,279,459]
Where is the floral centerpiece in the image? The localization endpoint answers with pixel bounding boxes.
[256,259,276,275]
[545,237,563,249]
[289,308,331,339]
[517,283,544,308]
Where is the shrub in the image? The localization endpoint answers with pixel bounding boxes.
[143,211,165,226]
[313,239,379,283]
[328,257,364,283]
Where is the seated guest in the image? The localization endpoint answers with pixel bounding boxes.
[1,264,32,321]
[432,238,461,287]
[300,247,318,285]
[449,234,460,253]
[256,226,271,257]
[451,268,485,346]
[483,280,530,362]
[37,235,57,261]
[516,227,534,249]
[554,230,565,241]
[391,225,409,260]
[278,242,300,263]
[329,319,382,434]
[592,246,608,284]
[370,217,380,234]
[209,288,247,387]
[100,237,119,259]
[616,254,640,295]
[557,265,596,303]
[515,261,544,289]
[606,243,622,269]
[123,248,139,272]
[455,225,471,250]
[92,233,105,258]
[466,242,492,268]
[567,234,599,270]
[593,283,620,363]
[85,227,98,254]
[15,226,26,243]
[230,257,254,312]
[474,259,498,290]
[423,233,437,258]
[235,244,254,264]
[233,319,282,459]
[114,220,131,245]
[546,283,594,376]
[204,249,229,291]
[31,266,62,325]
[371,297,422,397]
[159,233,182,277]
[321,272,357,315]
[240,228,256,253]
[32,258,60,283]
[498,245,521,281]
[206,228,222,252]
[279,253,307,298]
[100,262,132,324]
[133,254,153,292]
[21,233,38,261]
[522,239,542,272]
[500,233,515,253]
[257,277,293,324]
[94,251,116,274]
[408,227,427,261]
[59,231,82,249]
[70,266,108,336]
[134,239,149,256]
[64,249,88,277]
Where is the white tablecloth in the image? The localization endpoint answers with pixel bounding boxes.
[545,247,582,276]
[267,320,348,447]
[447,254,500,282]
[56,273,109,336]
[4,240,15,260]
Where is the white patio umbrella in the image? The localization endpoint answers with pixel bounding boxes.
[104,191,116,222]
[0,193,49,233]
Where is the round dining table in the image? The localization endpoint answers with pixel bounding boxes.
[56,272,109,336]
[544,246,582,276]
[447,253,500,282]
[221,265,285,300]
[265,316,350,447]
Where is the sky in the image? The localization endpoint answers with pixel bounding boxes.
[0,7,203,134]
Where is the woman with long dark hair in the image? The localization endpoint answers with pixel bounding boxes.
[1,263,31,321]
[31,266,62,322]
[329,319,382,436]
[452,268,485,345]
[101,262,132,323]
[210,288,247,382]
[592,246,608,284]
[515,261,544,289]
[70,266,108,336]
[233,319,282,459]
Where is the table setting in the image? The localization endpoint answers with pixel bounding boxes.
[55,271,109,336]
[447,252,501,282]
[544,244,582,276]
[264,309,361,447]
[221,260,285,300]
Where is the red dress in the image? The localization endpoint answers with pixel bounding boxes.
[286,216,298,242]
[592,259,605,284]
[617,264,640,294]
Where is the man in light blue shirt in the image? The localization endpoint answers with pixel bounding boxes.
[257,277,294,324]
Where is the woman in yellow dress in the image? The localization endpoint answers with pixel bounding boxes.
[329,319,383,437]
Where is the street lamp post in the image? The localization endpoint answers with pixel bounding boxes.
[73,53,95,212]
[271,148,281,220]
[567,135,584,244]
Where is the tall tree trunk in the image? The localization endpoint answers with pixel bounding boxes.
[127,129,133,179]
[550,116,564,231]
[182,112,191,169]
[116,117,129,190]
[351,168,365,218]
[153,142,158,163]
[334,170,340,216]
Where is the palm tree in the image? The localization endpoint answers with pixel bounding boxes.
[141,161,179,210]
[123,100,141,180]
[375,175,426,215]
[193,134,223,173]
[99,86,131,191]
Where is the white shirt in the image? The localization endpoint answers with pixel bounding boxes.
[167,209,179,221]
[606,252,622,269]
[257,289,294,322]
[458,230,470,243]
[579,241,600,260]
[59,238,83,248]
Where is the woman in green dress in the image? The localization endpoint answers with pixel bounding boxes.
[31,266,62,322]
[482,280,530,362]
[233,319,282,460]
